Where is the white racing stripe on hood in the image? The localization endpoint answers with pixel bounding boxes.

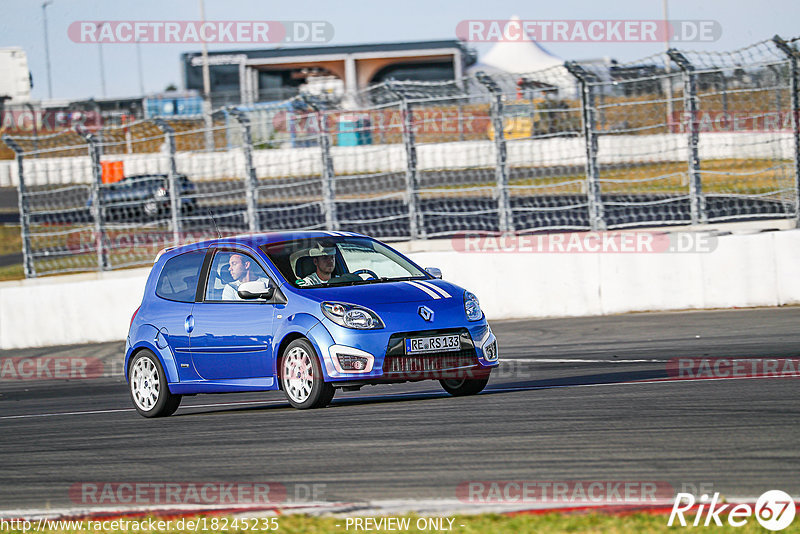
[417,280,451,298]
[403,280,441,299]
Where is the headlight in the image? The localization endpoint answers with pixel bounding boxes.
[464,291,483,321]
[321,302,385,329]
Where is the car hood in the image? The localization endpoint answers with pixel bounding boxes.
[292,279,465,307]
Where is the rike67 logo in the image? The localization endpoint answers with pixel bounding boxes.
[669,490,796,531]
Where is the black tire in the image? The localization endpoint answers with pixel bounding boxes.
[128,350,182,418]
[439,372,490,397]
[279,338,335,409]
[181,201,197,216]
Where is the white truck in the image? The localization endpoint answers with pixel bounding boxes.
[0,48,32,103]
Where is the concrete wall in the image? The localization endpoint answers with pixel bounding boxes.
[414,230,800,321]
[1,229,799,350]
[0,268,151,350]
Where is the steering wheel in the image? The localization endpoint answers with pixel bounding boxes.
[352,269,379,280]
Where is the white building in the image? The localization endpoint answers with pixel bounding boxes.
[0,48,32,103]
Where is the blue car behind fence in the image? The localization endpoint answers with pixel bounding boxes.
[125,231,499,417]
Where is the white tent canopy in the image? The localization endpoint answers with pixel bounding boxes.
[472,18,563,73]
[467,16,577,97]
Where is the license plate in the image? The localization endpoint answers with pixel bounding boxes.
[405,334,460,354]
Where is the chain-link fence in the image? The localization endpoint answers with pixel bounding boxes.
[3,130,92,276]
[327,97,412,239]
[3,35,800,277]
[683,40,798,223]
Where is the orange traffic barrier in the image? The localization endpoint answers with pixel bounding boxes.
[101,160,124,184]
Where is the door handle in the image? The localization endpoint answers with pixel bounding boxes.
[185,315,194,333]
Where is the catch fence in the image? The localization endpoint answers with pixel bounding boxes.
[3,35,799,277]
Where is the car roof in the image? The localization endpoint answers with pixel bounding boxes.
[155,231,367,262]
[123,174,166,179]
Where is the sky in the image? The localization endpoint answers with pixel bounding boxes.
[1,0,798,102]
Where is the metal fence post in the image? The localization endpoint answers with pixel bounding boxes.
[153,119,182,246]
[387,80,423,240]
[457,101,465,142]
[221,108,233,150]
[718,72,729,116]
[228,110,260,233]
[203,99,215,152]
[668,49,706,225]
[565,62,605,231]
[299,96,338,231]
[773,35,800,226]
[2,136,35,277]
[76,128,109,271]
[476,72,513,234]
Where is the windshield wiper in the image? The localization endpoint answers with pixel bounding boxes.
[379,275,428,282]
[314,275,428,288]
[334,276,427,285]
[322,279,374,287]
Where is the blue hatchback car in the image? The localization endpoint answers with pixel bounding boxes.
[125,231,499,417]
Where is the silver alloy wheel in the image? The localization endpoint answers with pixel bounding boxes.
[283,346,314,404]
[131,355,160,412]
[143,200,158,216]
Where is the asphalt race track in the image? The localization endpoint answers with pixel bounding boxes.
[1,308,799,511]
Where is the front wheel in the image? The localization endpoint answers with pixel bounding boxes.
[128,350,182,417]
[279,339,335,409]
[439,372,490,397]
[142,200,159,219]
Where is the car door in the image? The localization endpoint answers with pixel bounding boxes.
[151,249,207,382]
[189,248,276,380]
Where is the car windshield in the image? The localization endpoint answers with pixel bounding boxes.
[110,176,162,188]
[261,236,428,288]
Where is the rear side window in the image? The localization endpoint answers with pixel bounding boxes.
[155,250,206,303]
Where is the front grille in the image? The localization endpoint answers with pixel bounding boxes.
[382,328,479,376]
[383,349,478,374]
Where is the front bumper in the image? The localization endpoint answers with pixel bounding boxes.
[316,320,499,383]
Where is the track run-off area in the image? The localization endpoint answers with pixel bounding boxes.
[0,307,798,514]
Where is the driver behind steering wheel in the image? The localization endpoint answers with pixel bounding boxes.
[301,243,336,286]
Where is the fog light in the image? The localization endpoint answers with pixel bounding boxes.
[337,354,369,371]
[483,340,498,361]
[329,345,374,374]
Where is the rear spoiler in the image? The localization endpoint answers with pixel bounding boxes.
[154,246,178,263]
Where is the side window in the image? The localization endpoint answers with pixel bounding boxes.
[155,250,206,303]
[205,250,270,302]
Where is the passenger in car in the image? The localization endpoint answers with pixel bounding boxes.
[222,253,270,300]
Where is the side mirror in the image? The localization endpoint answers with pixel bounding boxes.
[237,280,275,300]
[425,267,443,279]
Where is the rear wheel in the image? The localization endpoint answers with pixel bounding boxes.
[129,350,181,417]
[439,372,490,397]
[280,339,335,409]
[181,200,197,216]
